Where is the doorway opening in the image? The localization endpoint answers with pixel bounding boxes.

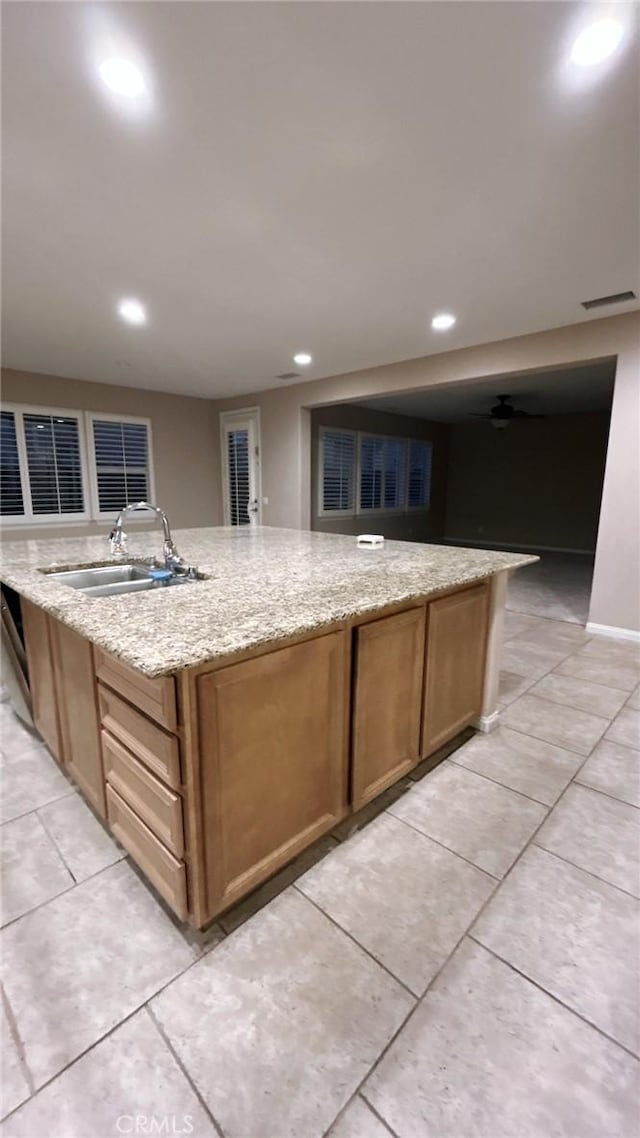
[309,359,616,626]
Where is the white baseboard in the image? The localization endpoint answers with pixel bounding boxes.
[443,538,595,556]
[472,710,501,734]
[585,622,640,643]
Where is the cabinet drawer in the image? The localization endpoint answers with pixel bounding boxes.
[102,730,184,857]
[95,648,177,732]
[98,685,181,790]
[106,784,187,919]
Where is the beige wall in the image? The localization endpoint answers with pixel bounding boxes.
[1,368,221,538]
[211,313,640,631]
[444,411,610,553]
[310,404,449,542]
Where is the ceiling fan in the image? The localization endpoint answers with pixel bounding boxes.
[469,393,547,429]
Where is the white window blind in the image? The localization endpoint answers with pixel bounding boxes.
[360,436,406,512]
[227,428,251,525]
[320,430,355,514]
[0,411,24,516]
[23,413,85,515]
[408,440,432,508]
[91,418,150,514]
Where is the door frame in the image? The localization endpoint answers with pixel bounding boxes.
[220,407,262,526]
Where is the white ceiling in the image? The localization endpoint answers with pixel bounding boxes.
[357,359,616,422]
[2,2,639,399]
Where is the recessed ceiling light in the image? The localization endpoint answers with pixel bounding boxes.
[293,352,312,366]
[431,313,456,331]
[570,20,624,66]
[98,57,146,97]
[117,298,147,325]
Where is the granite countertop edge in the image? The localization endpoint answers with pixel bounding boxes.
[0,526,538,677]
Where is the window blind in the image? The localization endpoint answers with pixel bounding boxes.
[23,413,84,515]
[408,440,432,508]
[92,419,150,513]
[360,436,406,511]
[321,430,355,513]
[227,428,251,525]
[0,411,24,516]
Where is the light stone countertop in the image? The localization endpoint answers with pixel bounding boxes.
[0,526,537,676]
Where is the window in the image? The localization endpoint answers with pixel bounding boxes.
[0,405,154,526]
[1,411,24,517]
[0,406,89,523]
[359,435,406,512]
[88,414,153,519]
[318,429,356,516]
[407,440,432,509]
[318,427,432,517]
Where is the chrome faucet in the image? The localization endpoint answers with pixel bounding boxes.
[109,502,189,575]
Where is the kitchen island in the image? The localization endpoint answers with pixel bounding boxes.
[0,526,536,927]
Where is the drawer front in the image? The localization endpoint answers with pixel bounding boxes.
[102,730,184,857]
[106,784,187,919]
[98,686,181,790]
[95,647,177,732]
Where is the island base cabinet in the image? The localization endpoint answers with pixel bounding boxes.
[352,607,425,810]
[21,599,61,762]
[196,631,348,921]
[50,620,105,818]
[422,584,489,756]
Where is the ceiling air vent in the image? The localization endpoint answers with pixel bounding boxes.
[275,371,299,380]
[581,290,636,310]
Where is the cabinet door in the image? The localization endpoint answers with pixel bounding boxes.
[50,619,105,817]
[422,584,489,756]
[21,599,61,761]
[352,607,425,810]
[197,631,347,920]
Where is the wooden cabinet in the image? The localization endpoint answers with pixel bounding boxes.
[352,606,426,809]
[422,584,489,756]
[196,631,347,919]
[21,599,61,761]
[49,620,105,817]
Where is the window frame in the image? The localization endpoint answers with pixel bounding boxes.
[318,426,432,519]
[0,403,92,526]
[85,411,156,523]
[317,427,357,519]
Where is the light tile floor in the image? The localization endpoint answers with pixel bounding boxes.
[1,613,639,1137]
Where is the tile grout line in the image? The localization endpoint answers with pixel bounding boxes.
[573,776,640,811]
[466,934,640,1061]
[1,788,77,828]
[445,755,554,808]
[382,810,501,881]
[0,848,128,932]
[531,839,640,901]
[292,885,419,1000]
[1,981,36,1099]
[35,806,79,884]
[336,843,510,1136]
[144,1005,226,1138]
[324,1093,399,1138]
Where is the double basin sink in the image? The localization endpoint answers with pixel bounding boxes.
[46,563,193,598]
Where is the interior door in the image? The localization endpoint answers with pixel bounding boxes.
[220,410,261,526]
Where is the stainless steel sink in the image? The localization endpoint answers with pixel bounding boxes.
[49,565,152,590]
[45,564,191,598]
